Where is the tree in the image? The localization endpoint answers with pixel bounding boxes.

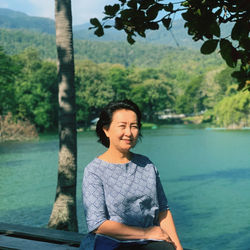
[90,0,249,91]
[13,49,58,131]
[105,64,132,100]
[214,66,237,94]
[211,88,250,128]
[48,0,78,232]
[130,79,174,121]
[0,47,19,116]
[175,76,206,114]
[75,60,115,126]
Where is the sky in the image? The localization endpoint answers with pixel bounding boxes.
[0,0,118,25]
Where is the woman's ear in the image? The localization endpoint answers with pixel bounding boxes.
[103,126,109,138]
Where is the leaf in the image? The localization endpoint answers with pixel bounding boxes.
[220,39,232,58]
[196,9,201,16]
[231,22,241,41]
[94,27,104,37]
[164,3,173,12]
[214,8,222,16]
[200,39,218,54]
[231,70,249,91]
[104,4,120,16]
[139,0,155,10]
[181,11,192,22]
[138,30,146,37]
[127,34,135,44]
[115,17,123,30]
[231,21,248,41]
[162,18,171,30]
[127,0,137,9]
[148,22,159,30]
[120,9,136,19]
[104,25,112,29]
[113,4,121,13]
[231,70,243,79]
[118,0,126,5]
[239,37,250,50]
[209,21,220,38]
[146,4,162,20]
[133,10,146,25]
[102,16,111,21]
[181,1,189,7]
[220,39,237,67]
[90,18,101,27]
[220,39,231,57]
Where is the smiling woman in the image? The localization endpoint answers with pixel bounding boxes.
[102,109,139,158]
[80,99,183,250]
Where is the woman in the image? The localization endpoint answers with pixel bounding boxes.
[80,100,183,250]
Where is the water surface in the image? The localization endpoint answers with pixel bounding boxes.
[0,125,249,249]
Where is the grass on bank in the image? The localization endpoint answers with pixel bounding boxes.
[141,122,158,129]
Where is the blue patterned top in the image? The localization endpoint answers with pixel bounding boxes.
[82,153,169,233]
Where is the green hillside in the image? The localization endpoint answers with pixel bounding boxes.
[0,28,222,70]
[0,8,55,34]
[74,19,202,49]
[0,8,233,50]
[0,8,199,49]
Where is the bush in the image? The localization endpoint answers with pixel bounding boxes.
[0,112,38,142]
[211,91,250,128]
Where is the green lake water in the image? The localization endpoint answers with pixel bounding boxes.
[0,125,250,249]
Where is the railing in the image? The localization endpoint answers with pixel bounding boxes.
[0,222,85,249]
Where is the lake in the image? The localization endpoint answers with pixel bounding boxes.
[0,125,250,249]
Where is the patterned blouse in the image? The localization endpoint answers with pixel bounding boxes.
[82,153,169,233]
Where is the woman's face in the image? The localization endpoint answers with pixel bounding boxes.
[103,109,139,153]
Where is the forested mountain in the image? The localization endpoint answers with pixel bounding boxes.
[0,28,222,70]
[0,8,55,34]
[0,8,193,47]
[0,29,57,58]
[0,8,233,49]
[73,19,202,49]
[0,8,194,47]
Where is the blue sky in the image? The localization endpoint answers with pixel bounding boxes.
[0,0,179,26]
[0,0,117,25]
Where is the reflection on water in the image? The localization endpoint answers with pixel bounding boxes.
[0,126,250,250]
[174,168,250,182]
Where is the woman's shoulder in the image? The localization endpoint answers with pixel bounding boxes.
[132,153,154,166]
[84,157,104,174]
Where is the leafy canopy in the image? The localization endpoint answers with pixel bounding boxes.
[90,0,249,90]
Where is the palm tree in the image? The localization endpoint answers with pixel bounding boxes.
[48,0,78,232]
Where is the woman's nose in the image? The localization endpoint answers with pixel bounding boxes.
[125,126,132,136]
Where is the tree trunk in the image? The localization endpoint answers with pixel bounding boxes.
[48,0,78,232]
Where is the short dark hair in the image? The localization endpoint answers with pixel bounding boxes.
[96,99,142,148]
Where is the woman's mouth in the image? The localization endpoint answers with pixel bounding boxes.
[122,138,133,144]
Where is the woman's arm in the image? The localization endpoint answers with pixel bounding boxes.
[94,220,172,242]
[159,210,183,250]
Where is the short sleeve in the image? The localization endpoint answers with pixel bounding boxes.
[82,166,108,232]
[156,170,169,212]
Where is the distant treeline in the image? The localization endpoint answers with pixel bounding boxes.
[1,44,249,132]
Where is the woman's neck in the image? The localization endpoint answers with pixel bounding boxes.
[99,149,132,164]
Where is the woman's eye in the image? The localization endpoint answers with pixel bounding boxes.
[132,125,138,129]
